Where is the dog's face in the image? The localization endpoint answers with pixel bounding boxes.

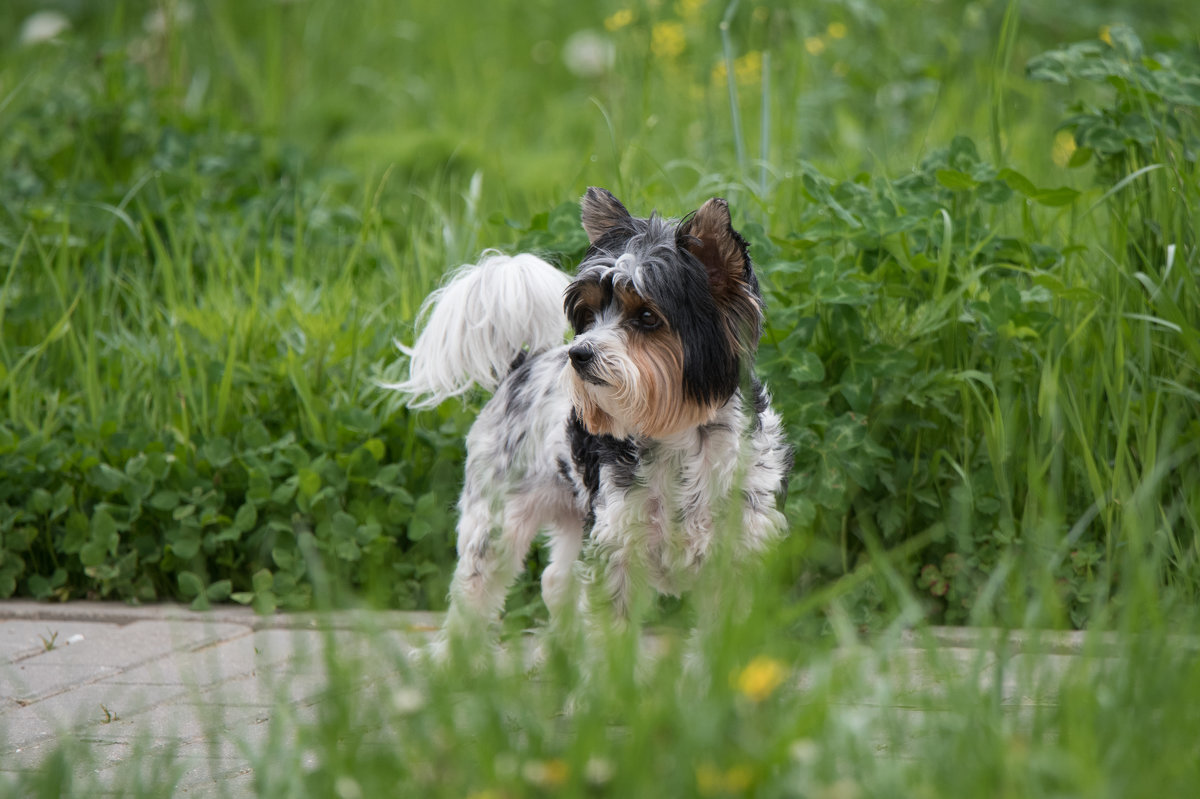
[562,187,763,439]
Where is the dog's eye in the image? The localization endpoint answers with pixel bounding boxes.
[575,308,595,331]
[635,309,662,331]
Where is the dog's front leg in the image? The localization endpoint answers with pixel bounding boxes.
[540,523,585,622]
[582,498,647,635]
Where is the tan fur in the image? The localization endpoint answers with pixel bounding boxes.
[624,330,718,438]
[680,198,763,354]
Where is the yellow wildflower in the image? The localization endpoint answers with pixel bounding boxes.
[724,765,754,792]
[827,21,848,39]
[652,21,686,58]
[735,655,787,702]
[696,764,724,796]
[1052,129,1077,167]
[736,50,762,84]
[605,9,634,31]
[712,50,762,86]
[522,759,569,788]
[677,0,707,20]
[804,36,826,56]
[696,763,756,795]
[1099,25,1113,45]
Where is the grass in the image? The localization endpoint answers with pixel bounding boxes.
[1,0,1199,794]
[4,564,1200,797]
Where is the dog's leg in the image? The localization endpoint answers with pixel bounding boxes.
[525,520,585,671]
[541,520,585,627]
[585,524,642,634]
[434,497,539,664]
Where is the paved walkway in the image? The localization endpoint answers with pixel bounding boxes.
[0,601,1109,795]
[0,601,441,794]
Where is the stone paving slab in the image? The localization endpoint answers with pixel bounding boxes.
[0,598,436,795]
[0,620,122,662]
[0,600,1136,796]
[24,620,251,668]
[1,662,121,704]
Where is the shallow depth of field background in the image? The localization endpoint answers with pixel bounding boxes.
[2,0,1199,627]
[3,1,1200,797]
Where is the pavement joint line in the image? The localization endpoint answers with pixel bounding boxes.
[0,600,444,634]
[7,621,254,668]
[8,602,1194,653]
[3,625,257,707]
[5,599,1193,786]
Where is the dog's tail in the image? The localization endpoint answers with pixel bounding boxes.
[388,250,571,408]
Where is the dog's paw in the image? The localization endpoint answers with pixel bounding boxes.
[407,637,451,670]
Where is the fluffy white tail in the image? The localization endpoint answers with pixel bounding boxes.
[388,251,571,408]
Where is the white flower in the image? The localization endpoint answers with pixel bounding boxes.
[789,738,820,766]
[585,756,615,785]
[390,687,426,715]
[19,12,70,46]
[143,2,195,36]
[333,776,362,799]
[562,30,615,78]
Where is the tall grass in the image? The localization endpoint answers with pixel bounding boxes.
[5,552,1200,797]
[1,0,1197,616]
[2,0,1200,794]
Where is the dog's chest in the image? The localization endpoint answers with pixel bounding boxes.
[588,423,743,584]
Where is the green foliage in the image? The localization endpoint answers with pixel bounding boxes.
[0,1,1198,631]
[0,412,465,610]
[2,1,1200,794]
[1027,25,1200,174]
[756,28,1200,625]
[0,33,472,611]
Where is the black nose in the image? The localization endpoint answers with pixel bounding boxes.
[568,344,595,370]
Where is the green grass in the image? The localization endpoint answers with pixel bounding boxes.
[5,563,1200,798]
[1,0,1199,793]
[1,0,1196,621]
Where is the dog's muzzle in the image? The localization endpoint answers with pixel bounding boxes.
[568,343,607,385]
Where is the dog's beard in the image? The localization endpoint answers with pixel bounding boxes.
[563,360,636,439]
[563,346,720,441]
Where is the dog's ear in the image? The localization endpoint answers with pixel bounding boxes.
[677,198,753,299]
[581,187,633,243]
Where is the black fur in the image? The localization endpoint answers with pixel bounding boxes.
[567,213,759,411]
[502,352,535,418]
[567,409,639,530]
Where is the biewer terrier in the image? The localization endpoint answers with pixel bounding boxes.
[395,188,792,655]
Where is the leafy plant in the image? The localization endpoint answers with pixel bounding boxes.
[1027,25,1199,274]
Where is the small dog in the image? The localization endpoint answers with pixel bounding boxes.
[395,188,792,652]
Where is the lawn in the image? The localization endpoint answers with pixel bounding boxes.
[1,0,1199,794]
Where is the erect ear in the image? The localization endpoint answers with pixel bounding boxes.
[581,187,633,243]
[677,198,752,296]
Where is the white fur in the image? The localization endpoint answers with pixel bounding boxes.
[387,251,571,407]
[394,242,791,663]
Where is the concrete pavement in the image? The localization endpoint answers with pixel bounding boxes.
[1,601,1114,795]
[0,602,440,795]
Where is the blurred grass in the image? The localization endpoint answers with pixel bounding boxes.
[1,0,1199,794]
[4,562,1200,797]
[0,0,1196,614]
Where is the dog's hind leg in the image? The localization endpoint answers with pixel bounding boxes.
[435,497,540,662]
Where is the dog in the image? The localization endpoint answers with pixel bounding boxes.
[393,188,792,656]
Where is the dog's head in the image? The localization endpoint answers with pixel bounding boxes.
[562,187,763,439]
